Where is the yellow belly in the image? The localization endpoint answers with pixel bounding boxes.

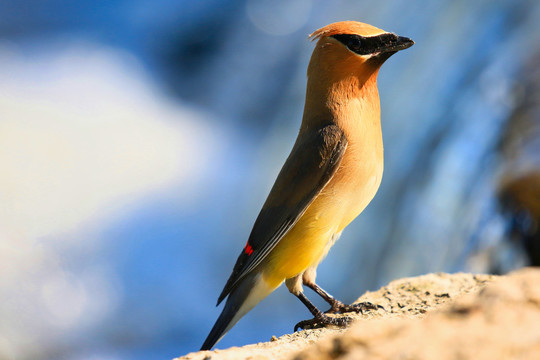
[261,201,338,287]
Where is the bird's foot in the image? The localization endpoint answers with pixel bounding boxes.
[294,314,352,332]
[326,300,384,314]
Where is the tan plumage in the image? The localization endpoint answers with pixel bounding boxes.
[201,21,414,351]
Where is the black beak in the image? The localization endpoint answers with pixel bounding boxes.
[383,35,414,52]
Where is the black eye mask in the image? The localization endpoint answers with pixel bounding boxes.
[331,33,409,55]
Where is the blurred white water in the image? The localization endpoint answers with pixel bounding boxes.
[0,41,223,360]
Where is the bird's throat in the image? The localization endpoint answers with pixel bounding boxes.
[301,73,381,134]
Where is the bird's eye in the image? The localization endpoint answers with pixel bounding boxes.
[331,34,366,55]
[349,37,362,52]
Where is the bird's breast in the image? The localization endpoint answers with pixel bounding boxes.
[325,128,384,231]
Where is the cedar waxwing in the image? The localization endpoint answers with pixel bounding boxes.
[201,21,414,350]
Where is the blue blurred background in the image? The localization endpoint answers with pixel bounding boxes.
[1,0,539,359]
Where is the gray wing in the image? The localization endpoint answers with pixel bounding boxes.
[217,124,347,305]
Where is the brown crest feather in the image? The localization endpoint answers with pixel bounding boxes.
[309,21,387,41]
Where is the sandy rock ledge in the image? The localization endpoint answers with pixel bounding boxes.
[178,268,540,360]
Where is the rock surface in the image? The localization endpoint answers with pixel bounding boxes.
[178,268,540,360]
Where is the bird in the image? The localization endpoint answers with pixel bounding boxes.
[201,21,414,351]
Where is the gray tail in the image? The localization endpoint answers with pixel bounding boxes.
[200,272,272,350]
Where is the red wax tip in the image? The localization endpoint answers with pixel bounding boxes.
[244,243,254,256]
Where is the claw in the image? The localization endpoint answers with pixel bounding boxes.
[327,301,384,314]
[294,315,352,331]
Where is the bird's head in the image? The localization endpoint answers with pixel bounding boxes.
[301,21,414,127]
[307,21,414,83]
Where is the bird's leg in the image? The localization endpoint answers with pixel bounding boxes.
[287,275,351,331]
[302,267,383,314]
[293,292,352,331]
[305,282,383,314]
